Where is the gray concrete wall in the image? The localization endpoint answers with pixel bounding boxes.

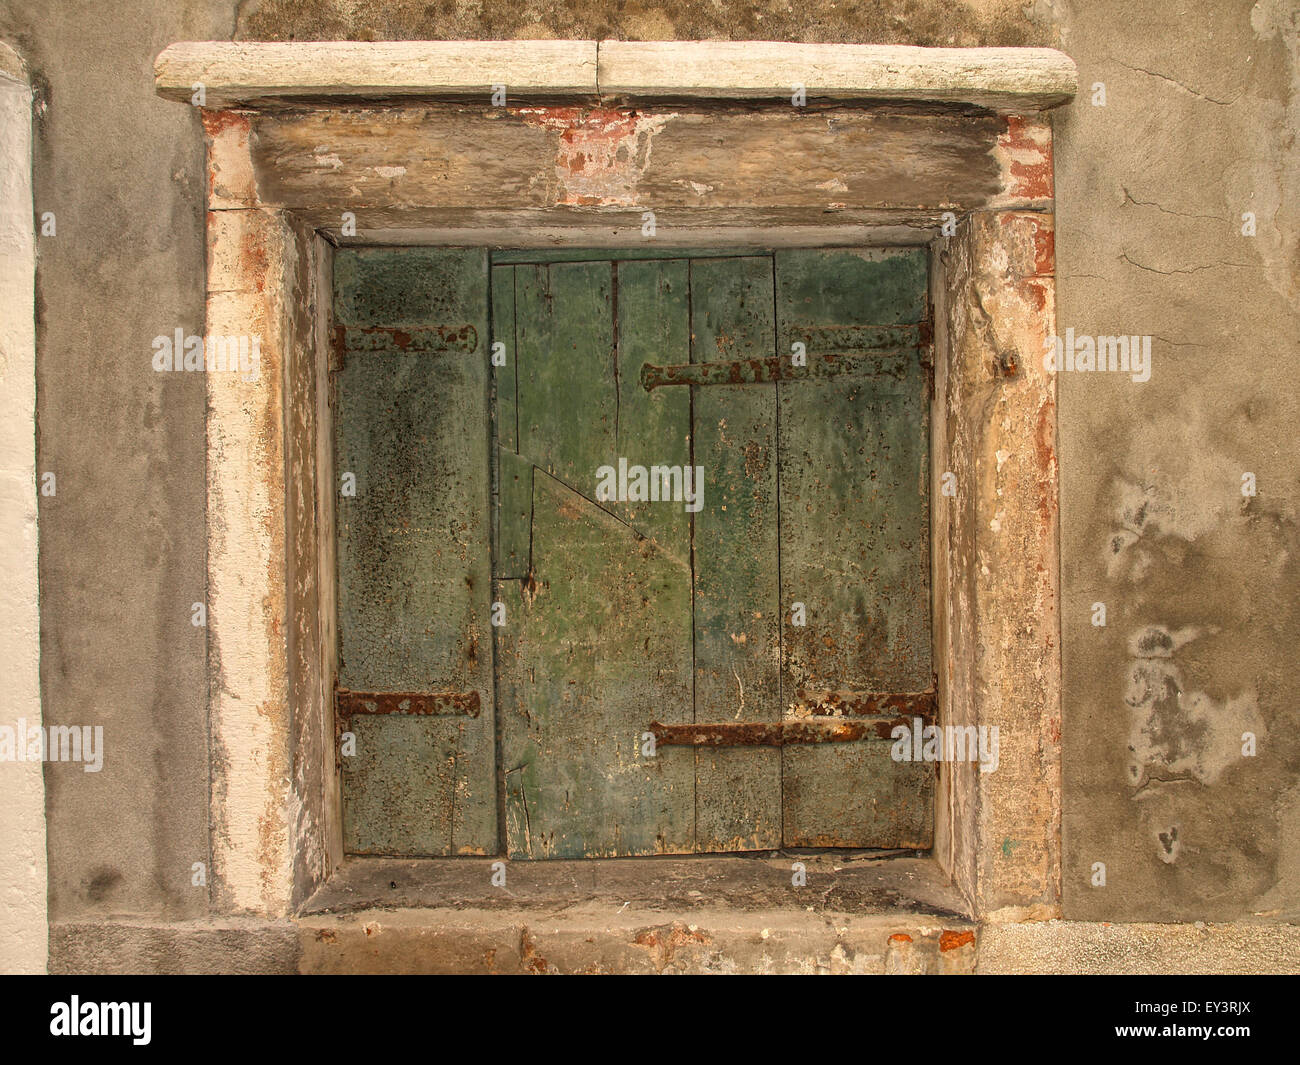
[4,0,1297,959]
[0,0,233,925]
[1053,0,1300,925]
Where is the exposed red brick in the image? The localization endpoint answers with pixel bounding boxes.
[999,116,1053,201]
[201,110,251,139]
[1025,215,1056,276]
[515,106,664,206]
[940,930,975,952]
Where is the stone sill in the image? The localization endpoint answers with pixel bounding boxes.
[154,40,1077,112]
[301,853,971,920]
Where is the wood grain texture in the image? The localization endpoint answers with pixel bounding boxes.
[776,248,933,848]
[501,473,695,858]
[689,256,782,852]
[334,247,497,855]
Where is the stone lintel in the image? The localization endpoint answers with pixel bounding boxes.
[156,40,1076,113]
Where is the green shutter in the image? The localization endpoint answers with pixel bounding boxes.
[333,247,933,858]
[498,261,696,857]
[334,248,496,855]
[776,248,933,848]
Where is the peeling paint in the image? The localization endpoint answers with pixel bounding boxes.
[517,106,670,206]
[992,115,1053,206]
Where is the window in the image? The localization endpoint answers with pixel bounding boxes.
[333,246,935,859]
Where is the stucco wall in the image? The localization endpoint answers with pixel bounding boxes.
[1053,0,1300,925]
[1,0,1296,970]
[0,0,231,931]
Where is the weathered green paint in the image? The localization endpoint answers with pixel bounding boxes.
[334,246,932,859]
[611,259,692,554]
[778,248,929,337]
[342,717,459,856]
[499,259,695,858]
[515,262,617,489]
[781,740,933,849]
[491,247,766,265]
[776,248,933,848]
[495,448,533,581]
[492,265,533,581]
[491,264,518,453]
[334,247,497,856]
[641,348,916,390]
[501,473,695,858]
[689,256,783,853]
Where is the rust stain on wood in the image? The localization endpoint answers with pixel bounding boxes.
[641,348,918,390]
[650,717,913,747]
[793,688,937,720]
[336,688,482,719]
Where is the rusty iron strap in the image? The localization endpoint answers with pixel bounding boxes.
[640,348,918,391]
[794,689,937,718]
[649,717,916,748]
[335,688,481,720]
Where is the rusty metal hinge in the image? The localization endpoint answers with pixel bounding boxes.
[794,688,937,718]
[642,324,924,391]
[334,323,479,355]
[648,718,903,747]
[329,323,481,375]
[334,688,481,738]
[650,688,936,748]
[642,349,920,391]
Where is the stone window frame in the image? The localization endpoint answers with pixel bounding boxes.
[154,40,1071,923]
[0,40,45,974]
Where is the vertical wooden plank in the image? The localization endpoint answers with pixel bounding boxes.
[690,256,782,852]
[495,450,533,581]
[776,248,933,848]
[491,264,531,580]
[492,263,518,453]
[500,258,695,857]
[515,261,618,488]
[334,247,497,855]
[611,259,692,555]
[503,473,695,858]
